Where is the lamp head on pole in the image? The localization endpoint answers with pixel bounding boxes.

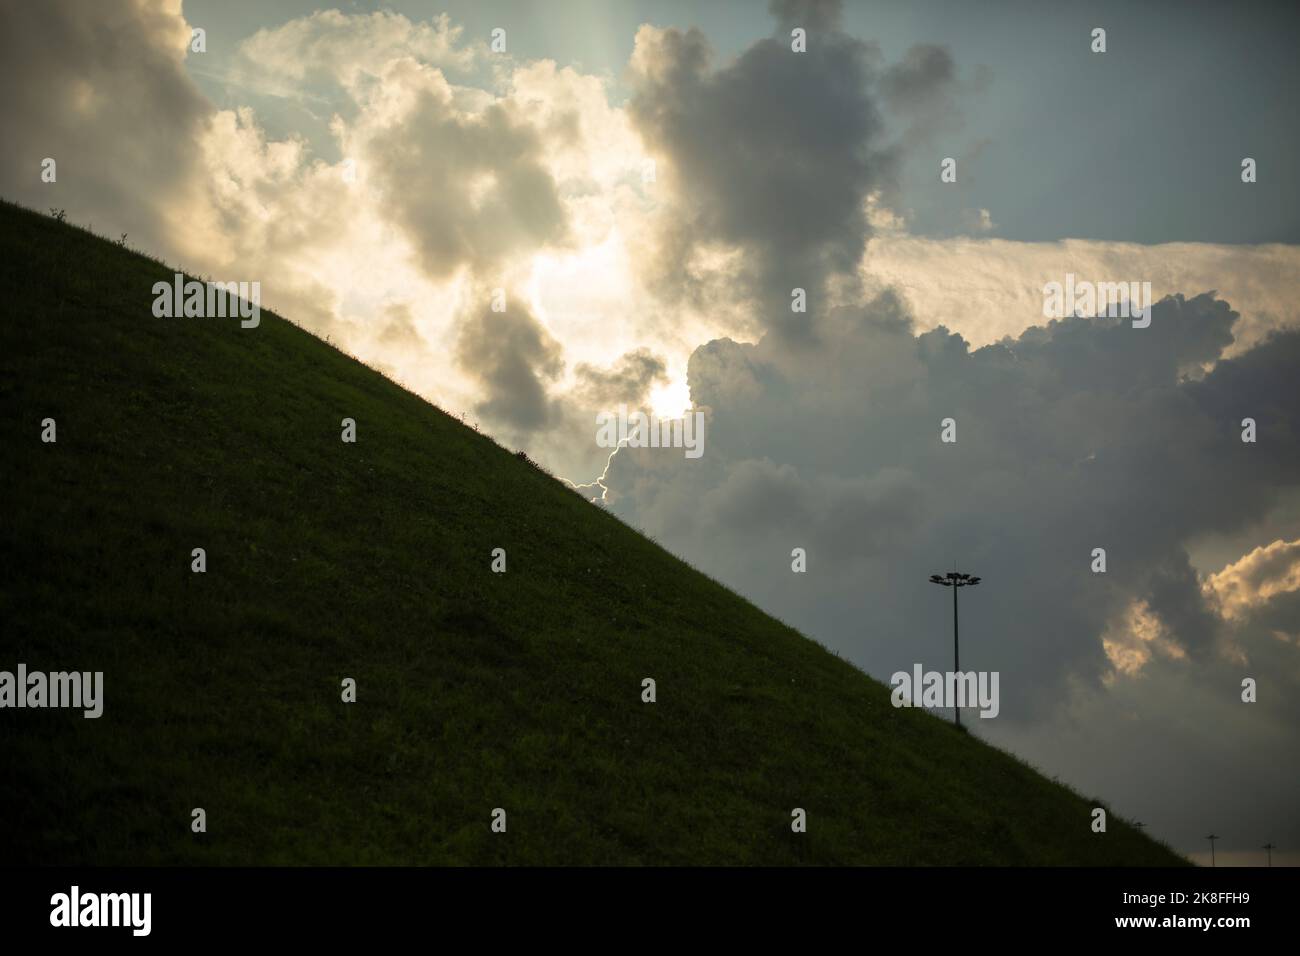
[929,571,981,588]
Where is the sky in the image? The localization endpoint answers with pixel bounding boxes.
[1,0,1297,864]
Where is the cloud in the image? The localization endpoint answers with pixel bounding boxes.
[1101,599,1185,680]
[878,43,964,150]
[605,293,1299,714]
[599,289,1300,854]
[2,2,665,446]
[232,10,476,94]
[573,348,670,406]
[360,66,570,281]
[456,298,564,432]
[994,648,1299,857]
[769,0,845,34]
[2,0,1297,861]
[0,0,210,253]
[626,11,895,341]
[862,236,1300,355]
[376,302,423,348]
[1204,539,1300,623]
[880,44,956,113]
[961,207,996,233]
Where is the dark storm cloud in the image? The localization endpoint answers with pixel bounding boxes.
[768,0,844,34]
[878,43,965,151]
[455,299,564,432]
[879,43,956,114]
[1243,586,1300,636]
[0,0,210,252]
[573,348,670,406]
[627,1,896,342]
[605,293,1300,719]
[1187,327,1300,471]
[367,87,569,280]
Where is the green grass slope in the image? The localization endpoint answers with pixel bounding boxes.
[0,200,1185,865]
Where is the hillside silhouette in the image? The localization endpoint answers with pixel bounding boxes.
[0,199,1185,865]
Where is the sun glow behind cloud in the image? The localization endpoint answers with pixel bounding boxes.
[527,233,631,346]
[133,4,1299,492]
[527,233,696,419]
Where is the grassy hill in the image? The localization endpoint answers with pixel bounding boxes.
[0,199,1185,865]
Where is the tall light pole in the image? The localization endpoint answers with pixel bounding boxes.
[929,570,981,728]
[1263,843,1274,867]
[1206,834,1219,867]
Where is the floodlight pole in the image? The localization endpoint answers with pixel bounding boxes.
[952,581,960,727]
[929,570,980,729]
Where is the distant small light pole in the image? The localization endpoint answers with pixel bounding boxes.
[1263,843,1274,867]
[1206,834,1219,867]
[928,570,981,728]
